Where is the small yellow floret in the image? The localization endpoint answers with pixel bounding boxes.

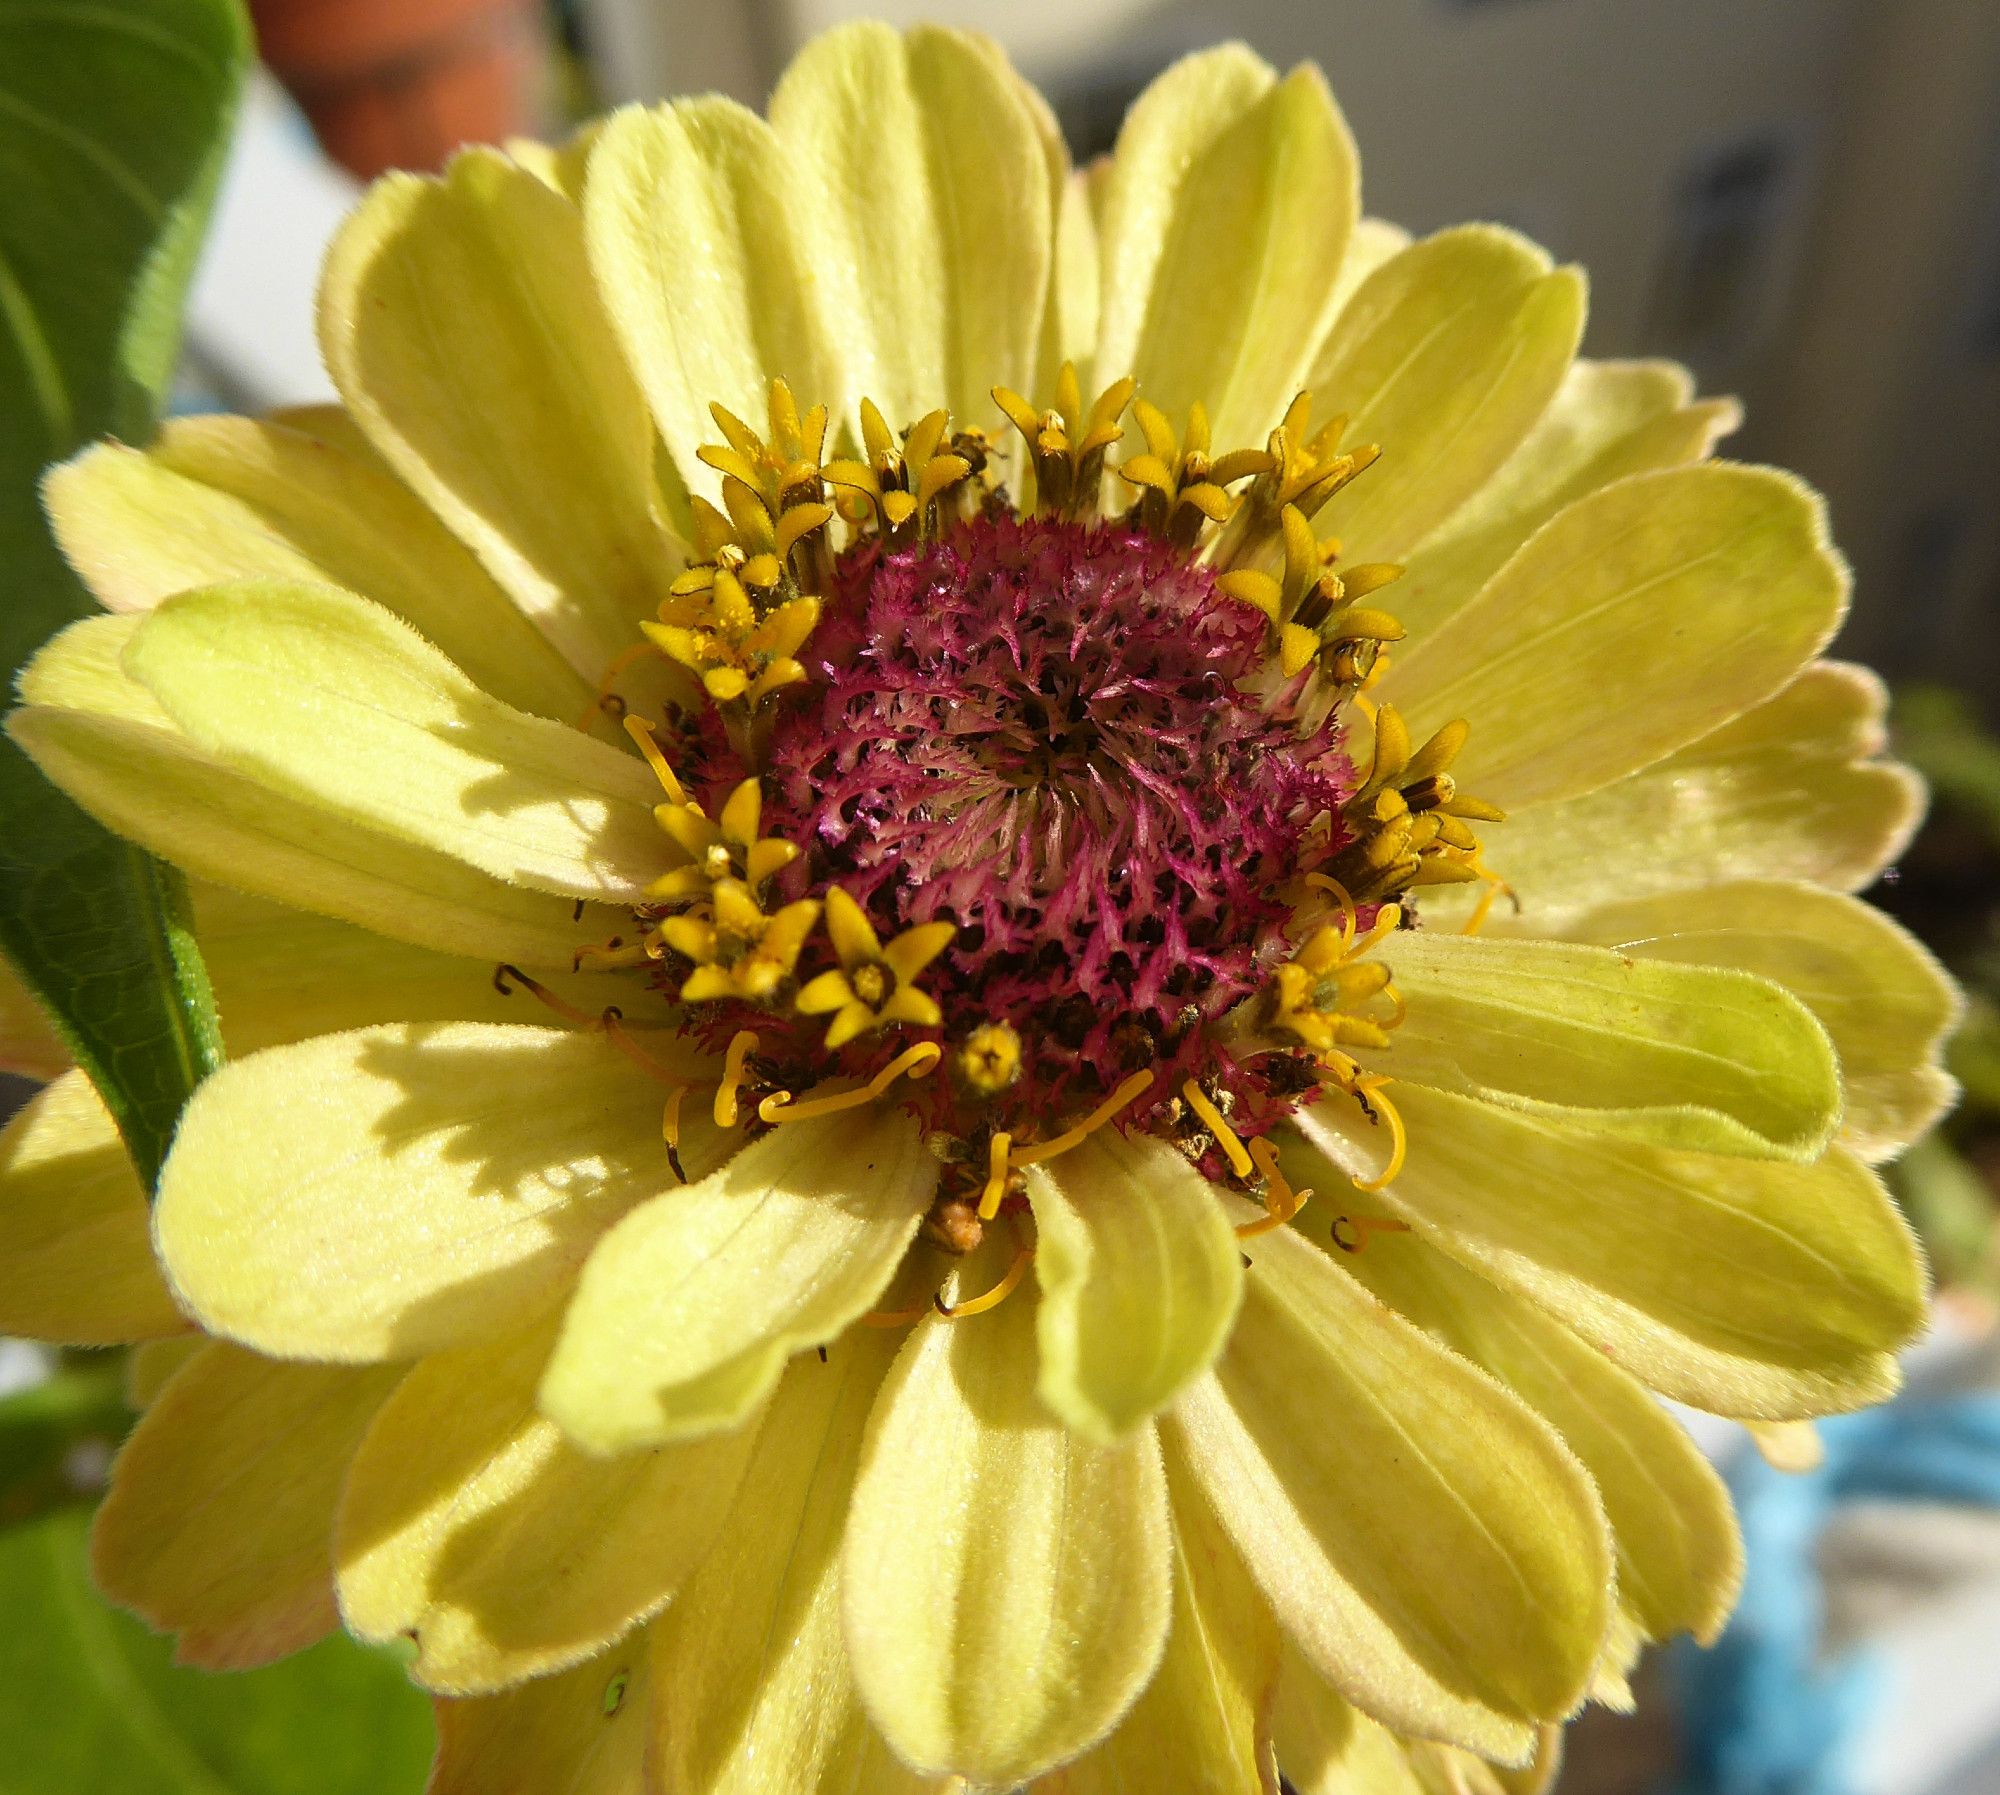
[794,886,956,1048]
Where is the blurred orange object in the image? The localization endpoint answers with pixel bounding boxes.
[249,0,546,179]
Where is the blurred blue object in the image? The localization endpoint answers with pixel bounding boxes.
[1671,1399,2000,1795]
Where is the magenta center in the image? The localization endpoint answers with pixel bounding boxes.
[676,514,1356,1130]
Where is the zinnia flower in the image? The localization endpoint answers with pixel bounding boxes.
[0,22,1959,1793]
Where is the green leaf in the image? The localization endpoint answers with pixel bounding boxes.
[0,1506,436,1794]
[0,0,247,1185]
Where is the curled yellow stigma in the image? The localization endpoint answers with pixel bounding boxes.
[1237,1135,1312,1239]
[977,1131,1013,1221]
[756,1040,941,1125]
[714,1029,761,1130]
[936,1226,1036,1320]
[1180,1079,1253,1180]
[1011,1069,1158,1167]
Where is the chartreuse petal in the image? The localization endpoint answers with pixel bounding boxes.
[94,1345,402,1670]
[1391,358,1740,641]
[1042,1454,1284,1795]
[336,1319,757,1695]
[0,1070,184,1343]
[156,1022,693,1362]
[770,23,1053,432]
[1029,1128,1244,1441]
[648,1331,932,1795]
[1271,1636,1363,1795]
[188,882,673,1058]
[1324,217,1411,327]
[1041,166,1102,398]
[1095,47,1356,450]
[1422,662,1924,933]
[1308,227,1585,562]
[44,418,591,722]
[14,613,600,966]
[1168,1216,1611,1759]
[1384,464,1847,809]
[843,1248,1172,1785]
[0,951,66,1076]
[1332,1224,1741,1646]
[122,581,665,900]
[541,1107,936,1453]
[1375,930,1841,1160]
[430,1629,654,1795]
[585,97,840,498]
[318,147,674,683]
[1560,881,1959,1164]
[1294,1086,1925,1417]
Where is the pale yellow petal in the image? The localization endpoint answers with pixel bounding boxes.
[1383,464,1847,808]
[1271,1636,1363,1795]
[122,581,665,900]
[45,419,591,721]
[1335,1226,1742,1645]
[541,1105,937,1452]
[1374,930,1841,1161]
[1040,165,1101,400]
[1169,1214,1612,1756]
[12,618,602,966]
[1029,1127,1243,1440]
[94,1344,402,1668]
[430,1634,653,1795]
[648,1331,932,1795]
[585,98,841,497]
[156,1022,701,1361]
[1391,358,1740,641]
[770,22,1054,430]
[1095,47,1357,449]
[0,1070,183,1343]
[1424,662,1924,931]
[337,1320,756,1694]
[1323,217,1411,330]
[1558,881,1960,1163]
[844,1257,1172,1785]
[1294,1085,1926,1418]
[318,148,675,683]
[1308,226,1585,561]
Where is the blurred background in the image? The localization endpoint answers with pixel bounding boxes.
[19,1,2000,1792]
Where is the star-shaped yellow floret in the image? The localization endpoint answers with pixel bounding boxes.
[795,886,956,1049]
[649,777,798,903]
[659,879,821,1004]
[1269,907,1403,1056]
[823,399,975,537]
[1117,398,1271,549]
[1216,503,1405,680]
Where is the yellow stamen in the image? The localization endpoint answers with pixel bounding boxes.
[1329,1212,1412,1253]
[600,1011,695,1181]
[1012,1069,1157,1166]
[575,641,662,733]
[623,713,689,806]
[1349,1074,1408,1191]
[1237,1135,1312,1239]
[1304,871,1357,945]
[936,1236,1035,1320]
[1345,902,1402,962]
[491,963,601,1031]
[571,938,656,972]
[1180,1079,1253,1179]
[977,1130,1013,1221]
[660,1084,687,1172]
[858,1299,934,1329]
[756,1041,942,1125]
[715,1029,760,1129]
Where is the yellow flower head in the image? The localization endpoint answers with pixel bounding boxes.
[0,21,1960,1795]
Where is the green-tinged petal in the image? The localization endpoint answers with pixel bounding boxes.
[1423,662,1924,931]
[1042,1456,1283,1795]
[1308,226,1585,561]
[1293,1086,1926,1418]
[541,1105,937,1452]
[189,882,672,1057]
[1323,217,1411,330]
[649,1331,932,1795]
[337,1320,756,1694]
[1383,464,1847,808]
[122,581,664,899]
[430,1632,653,1795]
[1391,358,1739,641]
[1029,1128,1243,1440]
[584,98,840,498]
[1095,47,1356,450]
[94,1345,401,1669]
[0,1070,184,1343]
[318,147,675,683]
[1169,1216,1611,1756]
[770,22,1054,431]
[45,419,592,722]
[0,952,66,1077]
[156,1022,705,1361]
[13,615,609,965]
[1559,881,1959,1163]
[1334,1225,1742,1645]
[843,1259,1172,1785]
[1374,930,1841,1160]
